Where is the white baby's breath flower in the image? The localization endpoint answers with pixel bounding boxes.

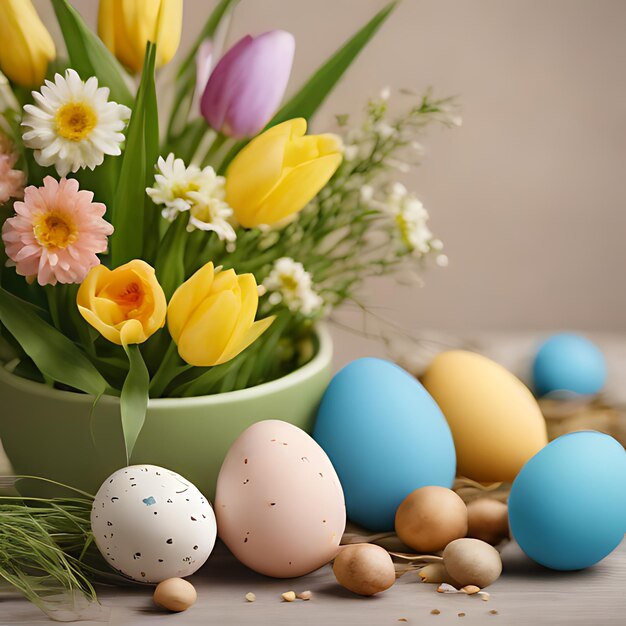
[263,257,323,316]
[379,86,391,101]
[343,144,359,161]
[382,183,439,256]
[21,69,130,177]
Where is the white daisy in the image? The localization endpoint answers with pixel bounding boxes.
[21,69,131,177]
[263,257,323,316]
[146,153,236,242]
[187,191,236,242]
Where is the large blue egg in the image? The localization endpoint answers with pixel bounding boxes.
[313,358,456,531]
[532,333,607,397]
[509,431,626,571]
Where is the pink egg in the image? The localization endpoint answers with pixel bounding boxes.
[215,420,346,577]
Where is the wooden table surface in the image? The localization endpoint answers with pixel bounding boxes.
[1,539,624,625]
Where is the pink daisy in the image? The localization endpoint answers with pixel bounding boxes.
[2,176,113,286]
[0,135,24,204]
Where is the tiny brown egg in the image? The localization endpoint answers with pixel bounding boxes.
[394,486,468,552]
[466,498,510,545]
[442,538,502,588]
[333,544,395,596]
[153,577,197,612]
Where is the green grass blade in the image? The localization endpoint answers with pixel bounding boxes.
[120,344,150,463]
[50,0,133,107]
[110,44,157,267]
[0,288,108,397]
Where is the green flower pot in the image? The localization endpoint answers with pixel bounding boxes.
[0,326,332,500]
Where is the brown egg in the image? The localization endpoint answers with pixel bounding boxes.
[333,544,395,596]
[394,486,468,552]
[443,538,502,588]
[466,498,510,545]
[153,577,197,612]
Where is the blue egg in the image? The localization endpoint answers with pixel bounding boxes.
[532,333,607,397]
[313,358,456,531]
[509,431,626,571]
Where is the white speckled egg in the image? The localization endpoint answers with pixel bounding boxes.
[91,465,216,583]
[216,420,346,578]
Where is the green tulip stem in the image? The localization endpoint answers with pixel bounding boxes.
[201,132,229,168]
[149,341,186,397]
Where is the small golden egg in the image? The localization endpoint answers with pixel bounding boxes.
[153,577,197,612]
[395,486,468,552]
[333,543,395,596]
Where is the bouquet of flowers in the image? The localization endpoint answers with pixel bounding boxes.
[0,0,457,462]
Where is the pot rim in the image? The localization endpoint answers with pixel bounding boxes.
[0,324,333,407]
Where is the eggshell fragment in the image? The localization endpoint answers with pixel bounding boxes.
[216,420,346,578]
[418,563,460,586]
[395,486,467,552]
[466,499,509,545]
[153,578,197,612]
[333,543,395,596]
[443,538,502,588]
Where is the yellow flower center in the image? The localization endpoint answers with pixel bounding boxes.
[395,214,413,250]
[279,273,299,292]
[34,212,77,249]
[55,102,97,141]
[172,181,200,200]
[113,282,144,315]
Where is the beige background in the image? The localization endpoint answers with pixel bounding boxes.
[33,0,626,354]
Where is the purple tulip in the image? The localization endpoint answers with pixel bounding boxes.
[200,30,295,139]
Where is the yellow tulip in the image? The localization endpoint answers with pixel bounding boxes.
[225,118,343,228]
[98,0,183,73]
[77,260,167,345]
[0,0,55,87]
[168,262,274,367]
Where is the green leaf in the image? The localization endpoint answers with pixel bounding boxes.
[120,344,150,463]
[155,214,187,299]
[166,0,239,143]
[218,1,397,172]
[110,44,157,267]
[50,0,133,107]
[0,288,108,397]
[273,2,397,124]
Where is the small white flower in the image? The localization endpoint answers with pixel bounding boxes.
[374,122,395,139]
[263,257,323,316]
[379,86,391,101]
[147,153,236,242]
[21,69,131,177]
[360,184,375,203]
[436,254,449,267]
[382,184,438,256]
[343,145,359,161]
[187,191,236,242]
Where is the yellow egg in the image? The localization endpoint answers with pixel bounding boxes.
[422,351,547,483]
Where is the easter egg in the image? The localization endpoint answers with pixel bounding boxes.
[508,431,626,571]
[91,465,217,583]
[313,358,456,531]
[422,350,547,483]
[532,333,607,397]
[215,420,346,578]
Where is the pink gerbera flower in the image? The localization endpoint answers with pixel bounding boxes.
[0,135,24,204]
[2,176,113,286]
